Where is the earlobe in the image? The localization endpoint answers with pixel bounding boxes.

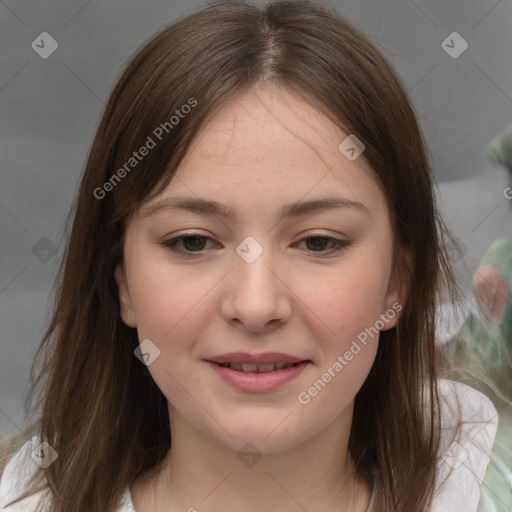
[114,264,137,328]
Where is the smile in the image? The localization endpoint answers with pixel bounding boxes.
[206,360,310,392]
[216,361,302,372]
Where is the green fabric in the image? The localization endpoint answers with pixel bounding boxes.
[442,239,512,511]
[486,123,512,175]
[443,122,512,510]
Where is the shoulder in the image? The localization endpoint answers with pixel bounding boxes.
[432,378,499,512]
[118,487,136,512]
[0,435,134,512]
[0,434,49,511]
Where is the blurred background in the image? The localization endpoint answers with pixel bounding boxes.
[1,0,512,437]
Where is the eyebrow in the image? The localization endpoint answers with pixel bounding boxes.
[141,196,370,220]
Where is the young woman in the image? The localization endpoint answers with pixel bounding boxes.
[0,1,498,511]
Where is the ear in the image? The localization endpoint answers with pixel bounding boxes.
[381,247,412,330]
[114,264,137,328]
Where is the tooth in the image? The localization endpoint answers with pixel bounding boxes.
[229,362,242,371]
[257,363,275,373]
[274,362,288,370]
[241,363,258,372]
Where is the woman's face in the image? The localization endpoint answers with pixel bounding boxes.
[115,85,407,453]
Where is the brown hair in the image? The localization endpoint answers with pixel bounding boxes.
[2,1,460,510]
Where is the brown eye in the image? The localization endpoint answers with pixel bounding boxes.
[162,234,217,255]
[297,236,351,254]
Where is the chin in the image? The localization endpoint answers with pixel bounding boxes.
[212,417,314,455]
[220,434,299,456]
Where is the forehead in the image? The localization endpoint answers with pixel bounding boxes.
[150,86,387,216]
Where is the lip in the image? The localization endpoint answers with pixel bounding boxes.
[205,352,306,365]
[206,360,311,393]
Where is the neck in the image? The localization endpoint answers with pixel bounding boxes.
[131,402,372,512]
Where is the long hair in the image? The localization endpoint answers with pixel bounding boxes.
[2,1,459,510]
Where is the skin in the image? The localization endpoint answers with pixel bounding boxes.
[115,84,409,512]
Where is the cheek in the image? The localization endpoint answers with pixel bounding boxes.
[128,259,219,351]
[296,264,391,341]
[128,263,218,408]
[295,277,383,417]
[296,325,379,428]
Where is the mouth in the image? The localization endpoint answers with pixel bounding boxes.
[204,354,312,392]
[212,361,306,372]
[204,352,311,372]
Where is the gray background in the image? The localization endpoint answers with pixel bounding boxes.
[1,0,512,436]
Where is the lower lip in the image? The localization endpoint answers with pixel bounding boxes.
[206,361,310,392]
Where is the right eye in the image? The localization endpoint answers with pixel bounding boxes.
[161,233,219,256]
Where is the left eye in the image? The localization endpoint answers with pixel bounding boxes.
[299,236,350,252]
[161,234,350,255]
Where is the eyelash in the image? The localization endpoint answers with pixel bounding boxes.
[160,232,351,256]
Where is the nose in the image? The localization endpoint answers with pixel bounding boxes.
[221,240,292,333]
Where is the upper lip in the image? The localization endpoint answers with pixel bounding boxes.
[205,352,308,365]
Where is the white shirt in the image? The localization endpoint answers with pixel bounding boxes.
[0,379,498,511]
